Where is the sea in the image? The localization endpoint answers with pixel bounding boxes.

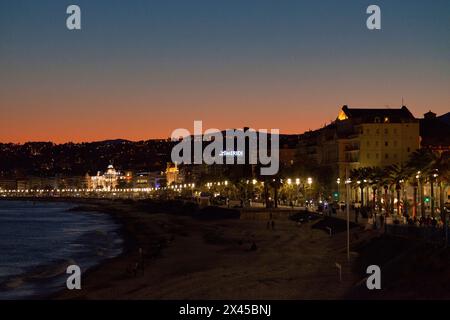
[0,200,123,299]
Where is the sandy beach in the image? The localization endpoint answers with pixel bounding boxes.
[42,199,449,300]
[49,200,364,300]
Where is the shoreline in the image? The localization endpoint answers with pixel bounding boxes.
[0,198,131,300]
[2,197,449,299]
[48,199,366,300]
[49,199,137,300]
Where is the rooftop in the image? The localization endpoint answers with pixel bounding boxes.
[338,105,416,123]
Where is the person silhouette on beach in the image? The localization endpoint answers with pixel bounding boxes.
[139,247,145,275]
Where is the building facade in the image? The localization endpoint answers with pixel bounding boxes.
[89,164,122,190]
[298,105,420,196]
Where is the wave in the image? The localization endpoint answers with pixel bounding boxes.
[0,258,76,290]
[0,201,124,299]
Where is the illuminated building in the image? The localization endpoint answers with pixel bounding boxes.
[298,105,420,195]
[133,171,165,189]
[337,105,420,173]
[90,164,121,190]
[165,162,181,186]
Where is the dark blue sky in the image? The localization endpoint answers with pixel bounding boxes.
[1,0,449,142]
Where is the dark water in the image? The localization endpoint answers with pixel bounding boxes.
[0,201,123,299]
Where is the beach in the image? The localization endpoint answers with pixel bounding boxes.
[2,198,449,300]
[53,200,367,300]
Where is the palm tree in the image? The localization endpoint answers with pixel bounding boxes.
[380,169,391,216]
[411,178,419,219]
[270,178,282,208]
[350,167,371,206]
[349,168,361,204]
[407,149,434,217]
[368,166,384,212]
[432,151,449,216]
[407,149,449,217]
[385,164,409,216]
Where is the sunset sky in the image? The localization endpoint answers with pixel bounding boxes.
[1,0,449,143]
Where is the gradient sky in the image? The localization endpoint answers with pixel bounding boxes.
[1,0,449,143]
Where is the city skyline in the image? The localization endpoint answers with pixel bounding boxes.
[0,105,447,144]
[1,0,450,143]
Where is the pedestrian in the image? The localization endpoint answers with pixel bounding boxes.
[271,220,275,230]
[139,247,145,275]
[431,218,437,228]
[420,216,425,226]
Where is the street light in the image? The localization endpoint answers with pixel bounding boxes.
[306,177,313,205]
[431,170,439,216]
[336,178,341,202]
[345,176,351,261]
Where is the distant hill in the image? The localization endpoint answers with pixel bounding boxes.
[96,139,131,144]
[0,139,175,176]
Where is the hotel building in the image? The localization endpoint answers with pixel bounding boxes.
[298,105,421,196]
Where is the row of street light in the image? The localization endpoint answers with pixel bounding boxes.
[1,178,317,195]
